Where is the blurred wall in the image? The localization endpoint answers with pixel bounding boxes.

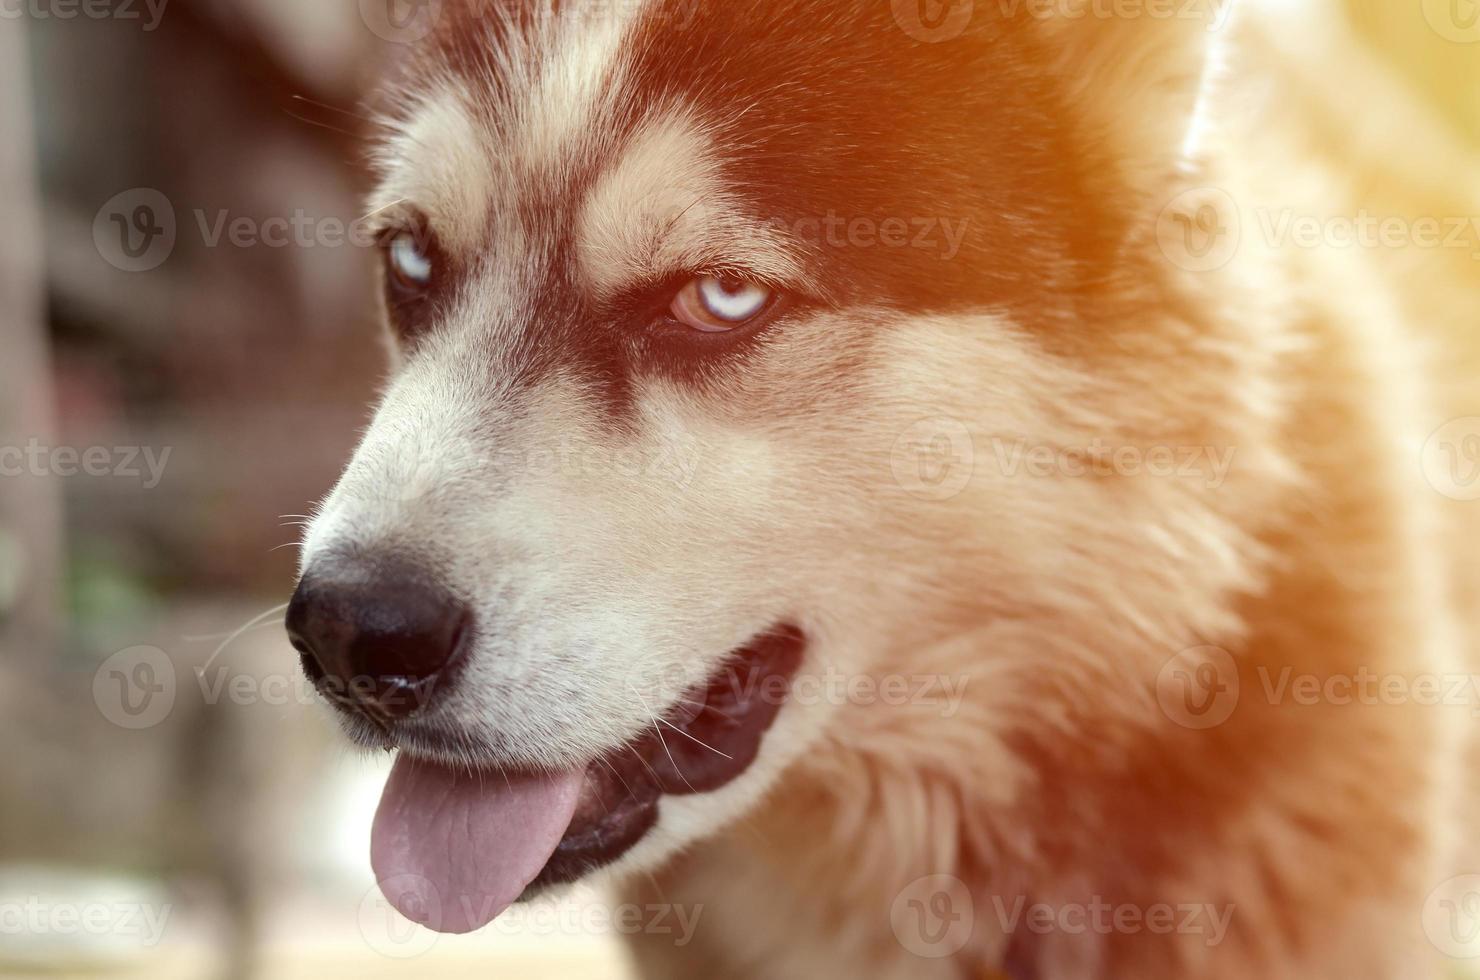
[33,0,384,621]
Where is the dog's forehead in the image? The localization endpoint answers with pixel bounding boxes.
[372,0,1104,340]
[371,3,634,255]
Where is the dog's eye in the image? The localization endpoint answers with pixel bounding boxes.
[670,275,773,332]
[386,230,434,291]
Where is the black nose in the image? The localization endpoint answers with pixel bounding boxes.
[286,557,470,722]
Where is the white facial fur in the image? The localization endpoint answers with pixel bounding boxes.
[304,3,1266,879]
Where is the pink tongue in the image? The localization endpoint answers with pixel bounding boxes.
[371,755,583,934]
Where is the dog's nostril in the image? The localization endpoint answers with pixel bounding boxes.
[286,557,470,721]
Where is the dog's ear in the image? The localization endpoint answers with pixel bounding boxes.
[1034,2,1232,191]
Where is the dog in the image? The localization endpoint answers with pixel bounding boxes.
[288,1,1480,976]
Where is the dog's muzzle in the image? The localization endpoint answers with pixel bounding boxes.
[285,552,805,936]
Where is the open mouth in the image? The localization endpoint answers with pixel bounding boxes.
[370,625,805,935]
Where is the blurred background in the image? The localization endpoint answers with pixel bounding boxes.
[0,0,1475,978]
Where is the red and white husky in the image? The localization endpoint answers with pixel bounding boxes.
[289,1,1480,976]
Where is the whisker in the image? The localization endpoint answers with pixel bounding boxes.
[291,94,377,124]
[628,683,697,795]
[191,601,293,669]
[657,718,732,761]
[360,198,408,225]
[283,108,356,139]
[624,743,663,787]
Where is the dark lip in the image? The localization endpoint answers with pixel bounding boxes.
[324,625,807,889]
[526,624,807,893]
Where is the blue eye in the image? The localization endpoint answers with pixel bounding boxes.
[387,231,434,290]
[670,275,773,332]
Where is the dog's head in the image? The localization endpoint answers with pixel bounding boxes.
[291,0,1265,933]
